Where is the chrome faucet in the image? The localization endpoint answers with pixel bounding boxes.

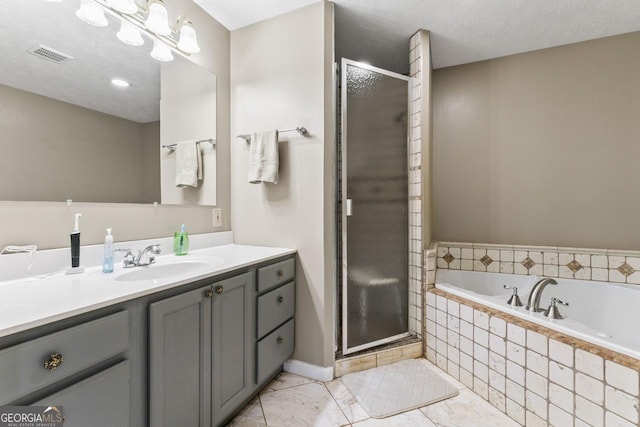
[525,278,558,312]
[116,245,161,268]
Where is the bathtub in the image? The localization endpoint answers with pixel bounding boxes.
[435,269,640,360]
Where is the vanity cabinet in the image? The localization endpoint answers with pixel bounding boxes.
[148,285,213,427]
[211,273,253,426]
[149,270,259,427]
[0,253,295,427]
[255,259,296,384]
[0,310,132,425]
[32,361,130,427]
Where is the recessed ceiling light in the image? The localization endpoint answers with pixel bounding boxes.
[111,78,131,88]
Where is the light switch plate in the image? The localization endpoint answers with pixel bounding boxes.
[212,208,222,227]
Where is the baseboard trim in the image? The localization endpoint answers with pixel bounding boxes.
[283,359,334,382]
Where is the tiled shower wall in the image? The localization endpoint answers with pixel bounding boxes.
[408,31,425,338]
[424,242,640,426]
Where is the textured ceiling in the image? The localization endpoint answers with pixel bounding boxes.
[200,0,640,74]
[0,0,160,123]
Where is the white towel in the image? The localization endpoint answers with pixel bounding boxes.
[248,130,279,184]
[175,140,203,188]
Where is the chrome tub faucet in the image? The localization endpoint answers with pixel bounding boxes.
[525,278,558,312]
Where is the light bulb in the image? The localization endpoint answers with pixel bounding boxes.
[111,78,131,87]
[76,0,108,27]
[117,20,144,46]
[144,0,171,36]
[106,0,138,14]
[177,19,200,54]
[150,38,173,62]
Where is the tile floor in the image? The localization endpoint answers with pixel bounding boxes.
[227,358,519,426]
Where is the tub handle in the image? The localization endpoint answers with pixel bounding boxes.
[503,285,523,307]
[543,297,569,319]
[551,297,569,306]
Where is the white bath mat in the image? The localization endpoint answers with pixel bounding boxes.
[341,358,459,419]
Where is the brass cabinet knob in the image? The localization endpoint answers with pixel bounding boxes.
[277,270,284,278]
[215,286,224,294]
[277,296,284,303]
[205,289,214,299]
[277,336,284,344]
[44,353,64,371]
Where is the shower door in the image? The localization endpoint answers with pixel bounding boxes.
[341,59,410,355]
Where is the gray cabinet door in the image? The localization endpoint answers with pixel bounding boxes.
[32,361,130,427]
[149,285,212,427]
[211,272,253,426]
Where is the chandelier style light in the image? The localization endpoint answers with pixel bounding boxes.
[69,0,200,62]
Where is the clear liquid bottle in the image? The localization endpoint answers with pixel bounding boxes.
[103,228,114,273]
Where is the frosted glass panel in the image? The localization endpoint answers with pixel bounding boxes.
[343,61,408,352]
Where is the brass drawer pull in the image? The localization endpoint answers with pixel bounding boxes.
[44,353,64,371]
[277,270,284,278]
[205,289,214,299]
[277,296,284,303]
[277,336,284,344]
[215,286,224,294]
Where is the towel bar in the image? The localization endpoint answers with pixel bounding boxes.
[236,127,308,142]
[163,138,216,152]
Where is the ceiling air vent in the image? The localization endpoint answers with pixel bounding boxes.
[26,45,74,64]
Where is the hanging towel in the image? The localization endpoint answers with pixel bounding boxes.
[175,140,203,188]
[248,130,279,184]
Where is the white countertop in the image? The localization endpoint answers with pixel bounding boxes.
[0,244,296,338]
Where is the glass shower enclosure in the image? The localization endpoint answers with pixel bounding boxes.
[341,59,410,355]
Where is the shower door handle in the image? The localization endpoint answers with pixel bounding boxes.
[346,199,353,216]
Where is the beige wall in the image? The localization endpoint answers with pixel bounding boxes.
[432,32,640,250]
[141,121,161,204]
[231,1,335,368]
[0,0,230,250]
[0,83,157,203]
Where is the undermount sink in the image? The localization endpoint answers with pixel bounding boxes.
[114,260,219,282]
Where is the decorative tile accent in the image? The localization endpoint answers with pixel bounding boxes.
[480,255,494,266]
[521,257,535,270]
[617,262,635,277]
[443,253,455,264]
[431,241,640,285]
[567,259,584,273]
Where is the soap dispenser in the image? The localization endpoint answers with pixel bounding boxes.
[103,228,114,273]
[65,213,85,274]
[174,224,189,256]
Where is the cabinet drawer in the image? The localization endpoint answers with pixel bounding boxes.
[0,311,129,404]
[256,319,294,384]
[32,361,130,427]
[257,281,295,339]
[257,258,295,293]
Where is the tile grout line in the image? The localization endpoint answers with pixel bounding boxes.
[256,394,268,426]
[322,379,367,426]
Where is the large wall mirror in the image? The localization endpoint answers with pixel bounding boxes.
[0,0,216,205]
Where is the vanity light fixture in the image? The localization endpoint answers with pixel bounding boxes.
[76,0,108,27]
[150,38,173,62]
[105,0,137,14]
[69,0,201,63]
[117,20,144,46]
[144,0,172,36]
[111,78,131,87]
[177,18,200,54]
